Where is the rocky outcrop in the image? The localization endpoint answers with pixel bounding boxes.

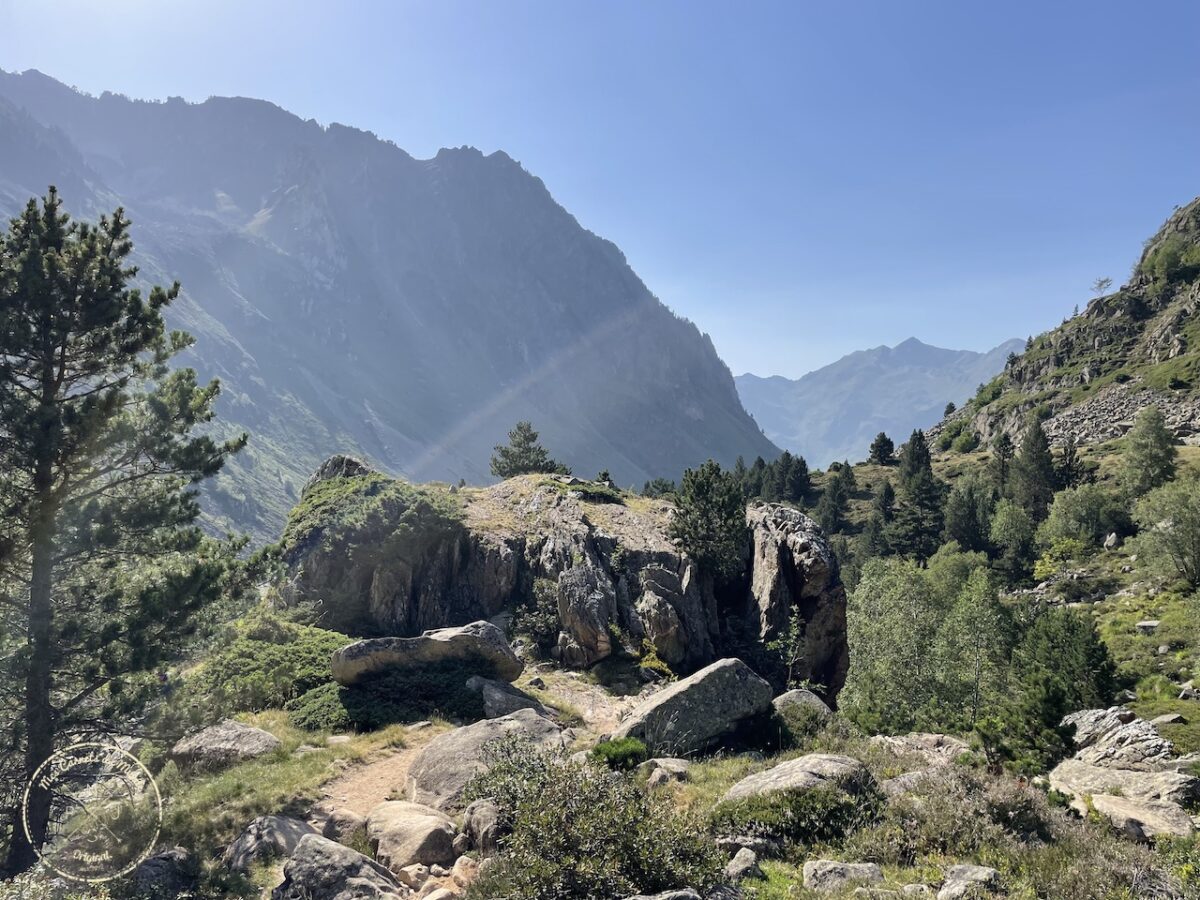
[331,621,523,685]
[272,834,405,900]
[407,708,564,810]
[279,471,850,697]
[610,658,774,756]
[745,505,849,695]
[869,733,971,768]
[722,753,872,803]
[224,815,317,871]
[365,801,457,871]
[1049,707,1198,840]
[170,720,281,772]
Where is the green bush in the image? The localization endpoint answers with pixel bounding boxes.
[188,613,347,713]
[510,578,561,654]
[590,737,649,771]
[709,779,882,851]
[463,737,722,900]
[951,430,980,453]
[286,659,489,731]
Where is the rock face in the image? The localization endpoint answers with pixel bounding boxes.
[1049,707,1198,840]
[365,801,457,871]
[331,621,523,685]
[466,675,547,719]
[170,719,281,771]
[407,708,564,810]
[272,834,404,900]
[280,471,850,697]
[745,504,850,696]
[224,815,317,871]
[722,753,872,803]
[610,658,774,756]
[0,69,782,543]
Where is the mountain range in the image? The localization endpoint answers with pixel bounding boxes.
[0,69,779,541]
[736,337,1024,466]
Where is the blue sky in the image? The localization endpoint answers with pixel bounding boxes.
[1,1,1197,377]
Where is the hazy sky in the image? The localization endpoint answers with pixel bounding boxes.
[1,1,1197,377]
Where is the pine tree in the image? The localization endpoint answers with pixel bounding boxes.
[0,191,246,871]
[669,460,747,582]
[490,421,569,478]
[887,431,944,562]
[1010,417,1056,521]
[990,432,1015,493]
[872,479,896,523]
[942,471,995,554]
[1055,434,1089,489]
[868,432,895,466]
[784,454,811,504]
[1120,405,1177,498]
[815,468,850,534]
[944,401,957,417]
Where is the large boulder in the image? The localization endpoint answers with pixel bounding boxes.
[802,860,883,893]
[1048,758,1197,808]
[224,815,317,871]
[133,847,194,899]
[365,801,457,871]
[407,708,564,810]
[272,834,405,900]
[772,688,833,722]
[332,621,523,685]
[1089,794,1194,840]
[610,658,773,756]
[723,753,872,803]
[745,504,850,697]
[1066,710,1175,770]
[869,733,970,768]
[170,719,281,771]
[1050,707,1198,841]
[937,864,999,900]
[466,675,547,719]
[462,799,502,855]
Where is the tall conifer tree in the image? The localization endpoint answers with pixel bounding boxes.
[0,190,245,871]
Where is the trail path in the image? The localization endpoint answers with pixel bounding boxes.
[320,729,440,815]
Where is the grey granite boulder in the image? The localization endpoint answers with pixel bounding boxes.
[271,834,404,900]
[407,708,563,810]
[332,620,523,685]
[170,719,281,771]
[610,658,773,756]
[803,860,883,893]
[224,815,317,871]
[723,754,872,803]
[365,801,457,871]
[772,688,833,722]
[466,675,547,718]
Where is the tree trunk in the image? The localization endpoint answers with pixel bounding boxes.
[4,452,56,874]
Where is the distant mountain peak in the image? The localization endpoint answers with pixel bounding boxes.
[736,337,1020,465]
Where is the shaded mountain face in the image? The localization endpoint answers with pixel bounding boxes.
[941,196,1200,448]
[737,337,1023,466]
[0,69,778,542]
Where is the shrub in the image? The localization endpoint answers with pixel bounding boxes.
[286,659,489,731]
[1133,476,1200,589]
[590,737,649,771]
[709,778,882,851]
[951,430,980,453]
[1033,537,1088,582]
[463,737,722,900]
[1036,483,1129,550]
[510,578,561,653]
[187,613,346,714]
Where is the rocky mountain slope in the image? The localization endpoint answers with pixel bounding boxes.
[0,69,778,542]
[275,457,849,695]
[737,337,1022,466]
[941,196,1200,447]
